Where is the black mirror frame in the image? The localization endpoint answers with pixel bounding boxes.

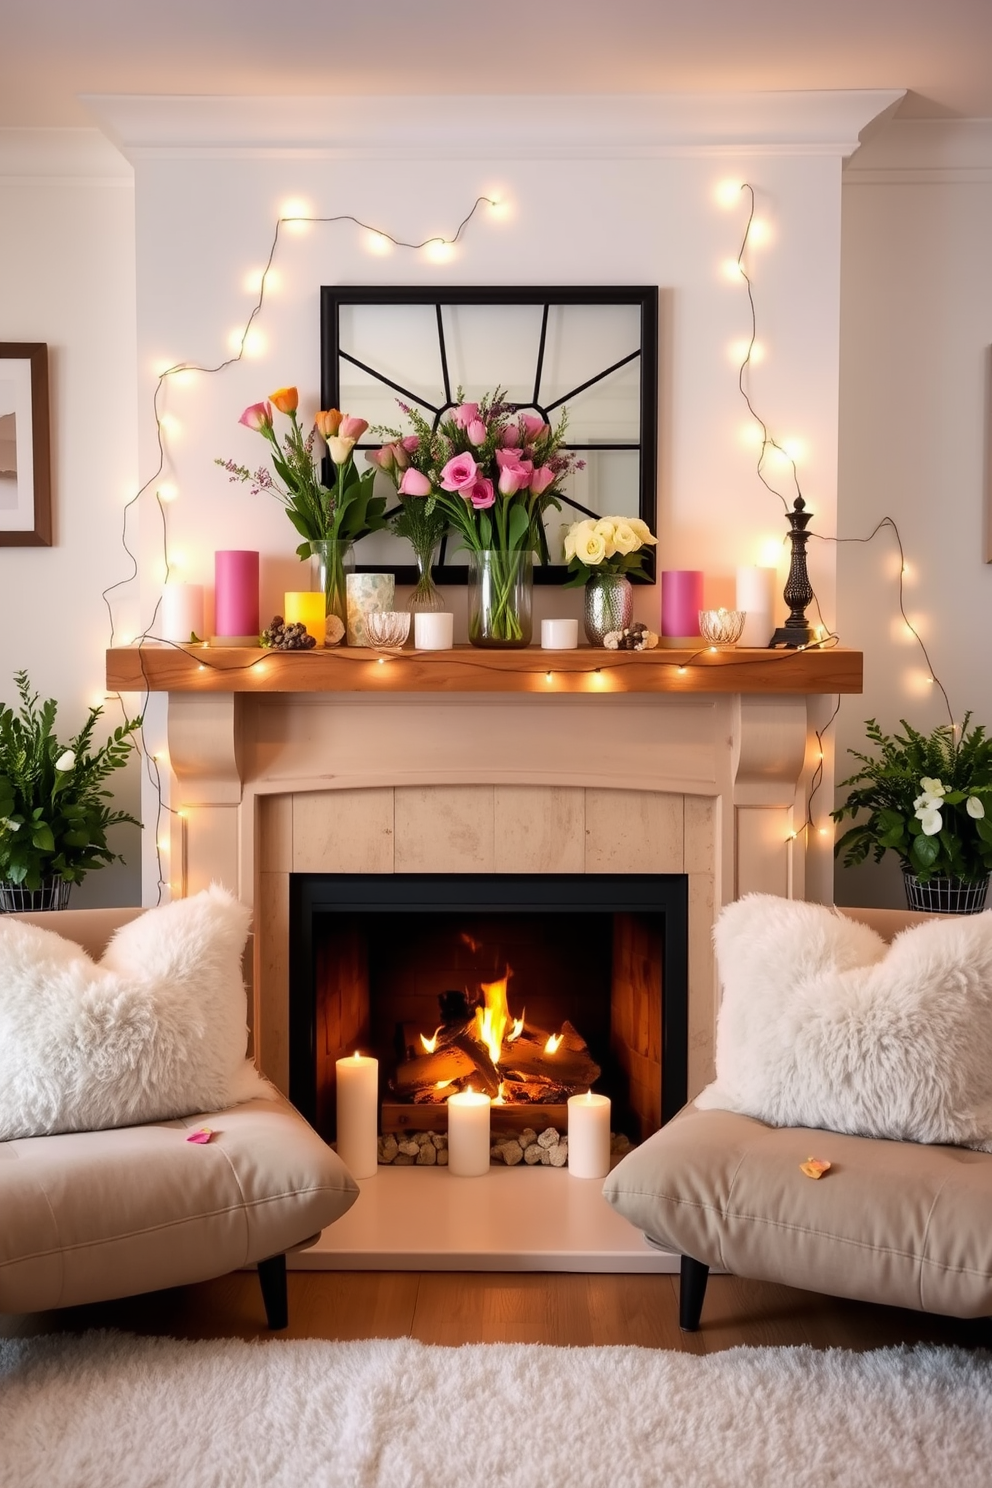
[320,285,658,586]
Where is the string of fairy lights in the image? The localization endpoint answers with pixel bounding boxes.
[102,178,955,900]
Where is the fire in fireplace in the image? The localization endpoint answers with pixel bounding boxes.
[289,873,688,1149]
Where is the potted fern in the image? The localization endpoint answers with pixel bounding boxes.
[0,671,141,911]
[832,714,992,913]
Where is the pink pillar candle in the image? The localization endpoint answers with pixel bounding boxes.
[661,570,704,637]
[214,550,259,639]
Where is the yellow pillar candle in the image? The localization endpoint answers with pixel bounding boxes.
[284,591,326,645]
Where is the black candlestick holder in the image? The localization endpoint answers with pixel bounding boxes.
[769,496,817,648]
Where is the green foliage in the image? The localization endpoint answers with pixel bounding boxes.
[831,714,992,884]
[0,672,142,891]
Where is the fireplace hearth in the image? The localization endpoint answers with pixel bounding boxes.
[289,873,688,1151]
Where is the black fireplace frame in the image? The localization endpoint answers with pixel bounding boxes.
[288,872,689,1131]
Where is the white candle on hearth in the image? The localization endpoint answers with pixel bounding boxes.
[160,583,205,644]
[335,1052,379,1179]
[567,1090,611,1179]
[446,1089,491,1177]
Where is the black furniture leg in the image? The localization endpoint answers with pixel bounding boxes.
[679,1254,710,1331]
[257,1253,288,1330]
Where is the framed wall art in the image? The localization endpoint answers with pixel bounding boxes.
[0,343,52,547]
[320,286,658,584]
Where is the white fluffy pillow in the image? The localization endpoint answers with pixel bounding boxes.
[0,885,265,1139]
[696,893,992,1151]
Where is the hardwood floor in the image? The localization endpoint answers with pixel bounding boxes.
[3,1270,989,1353]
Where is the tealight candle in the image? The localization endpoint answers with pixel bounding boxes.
[335,1051,379,1179]
[567,1090,612,1178]
[284,590,326,645]
[160,583,204,644]
[414,612,454,650]
[447,1089,491,1177]
[541,618,579,650]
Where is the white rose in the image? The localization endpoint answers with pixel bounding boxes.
[610,521,639,555]
[55,750,76,772]
[626,518,657,547]
[563,519,594,563]
[573,528,608,566]
[593,519,618,558]
[919,776,945,798]
[967,796,986,819]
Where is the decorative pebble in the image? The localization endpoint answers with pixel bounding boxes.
[436,1147,449,1165]
[548,1141,569,1168]
[430,1133,447,1149]
[393,1152,415,1165]
[378,1134,398,1164]
[498,1140,524,1167]
[523,1144,544,1165]
[397,1140,420,1158]
[416,1142,437,1165]
[518,1128,538,1149]
[537,1128,559,1149]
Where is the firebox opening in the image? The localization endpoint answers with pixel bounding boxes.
[289,873,688,1152]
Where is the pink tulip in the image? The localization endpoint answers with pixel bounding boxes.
[367,446,395,471]
[519,412,549,442]
[500,424,521,447]
[339,415,369,441]
[529,465,556,495]
[467,419,487,447]
[468,477,495,510]
[453,402,480,429]
[398,467,433,496]
[440,453,479,491]
[401,436,420,453]
[239,401,273,433]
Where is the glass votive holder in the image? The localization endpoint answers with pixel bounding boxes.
[698,608,746,647]
[364,610,411,647]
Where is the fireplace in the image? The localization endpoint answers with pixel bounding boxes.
[289,872,689,1153]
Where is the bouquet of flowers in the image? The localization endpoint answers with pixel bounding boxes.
[561,515,657,586]
[373,389,583,642]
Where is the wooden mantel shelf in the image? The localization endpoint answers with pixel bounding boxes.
[106,643,862,695]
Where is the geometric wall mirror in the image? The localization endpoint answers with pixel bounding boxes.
[320,285,658,585]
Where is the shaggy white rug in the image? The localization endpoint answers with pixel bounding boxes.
[1,1332,990,1488]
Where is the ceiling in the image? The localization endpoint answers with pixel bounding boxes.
[2,0,991,129]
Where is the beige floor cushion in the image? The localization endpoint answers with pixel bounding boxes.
[603,1102,992,1318]
[0,1087,358,1314]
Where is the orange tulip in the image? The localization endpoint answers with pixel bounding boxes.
[315,408,343,439]
[269,386,299,415]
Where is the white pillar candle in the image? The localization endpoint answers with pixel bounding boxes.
[335,1052,379,1179]
[160,583,205,644]
[541,618,579,650]
[414,611,454,650]
[735,566,776,648]
[446,1089,491,1176]
[567,1091,612,1179]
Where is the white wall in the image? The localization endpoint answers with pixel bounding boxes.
[836,120,992,906]
[0,129,140,907]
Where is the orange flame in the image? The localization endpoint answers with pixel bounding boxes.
[420,1025,443,1054]
[473,966,514,1066]
[545,1031,563,1054]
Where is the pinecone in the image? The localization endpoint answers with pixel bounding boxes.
[261,616,316,650]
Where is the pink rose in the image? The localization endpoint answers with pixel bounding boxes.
[529,465,555,495]
[392,441,411,470]
[495,448,524,469]
[453,402,480,429]
[398,467,433,496]
[498,464,527,496]
[500,424,520,447]
[367,445,395,471]
[519,412,549,442]
[468,477,495,509]
[467,419,487,447]
[440,453,479,491]
[239,401,273,433]
[401,436,420,453]
[339,415,369,441]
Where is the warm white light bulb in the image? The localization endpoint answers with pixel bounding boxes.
[424,239,455,263]
[281,199,312,235]
[715,179,744,208]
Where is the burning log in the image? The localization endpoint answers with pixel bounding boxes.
[392,1018,501,1099]
[502,1020,600,1089]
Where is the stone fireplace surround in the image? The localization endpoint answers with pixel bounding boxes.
[107,644,861,1269]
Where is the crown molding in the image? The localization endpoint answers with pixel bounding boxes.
[81,91,905,162]
[0,127,132,179]
[844,117,992,181]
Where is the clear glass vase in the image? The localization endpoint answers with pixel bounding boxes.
[406,543,445,617]
[308,539,354,643]
[467,549,533,648]
[583,572,633,645]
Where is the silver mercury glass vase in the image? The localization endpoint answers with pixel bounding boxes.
[583,572,634,645]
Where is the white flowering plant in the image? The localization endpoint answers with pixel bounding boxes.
[832,715,992,884]
[561,515,657,586]
[0,672,141,891]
